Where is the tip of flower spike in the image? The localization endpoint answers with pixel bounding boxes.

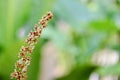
[38,11,53,28]
[47,11,53,16]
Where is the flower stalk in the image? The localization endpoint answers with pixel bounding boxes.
[10,11,53,80]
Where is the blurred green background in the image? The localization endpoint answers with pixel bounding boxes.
[0,0,120,80]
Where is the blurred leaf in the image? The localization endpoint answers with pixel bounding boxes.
[56,64,97,80]
[54,0,93,32]
[96,63,120,76]
[0,41,22,80]
[89,19,117,32]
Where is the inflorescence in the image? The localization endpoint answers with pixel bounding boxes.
[10,11,53,80]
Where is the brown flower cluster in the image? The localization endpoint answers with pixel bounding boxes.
[10,11,53,80]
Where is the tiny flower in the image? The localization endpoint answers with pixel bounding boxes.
[18,52,25,58]
[32,38,37,44]
[15,62,24,69]
[22,66,27,73]
[28,31,33,37]
[20,46,25,52]
[10,72,17,79]
[33,31,39,36]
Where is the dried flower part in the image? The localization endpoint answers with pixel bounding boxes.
[10,11,53,80]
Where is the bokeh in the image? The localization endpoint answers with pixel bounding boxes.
[0,0,120,80]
